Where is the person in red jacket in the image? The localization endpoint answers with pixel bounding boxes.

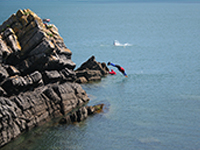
[109,69,116,75]
[107,62,128,77]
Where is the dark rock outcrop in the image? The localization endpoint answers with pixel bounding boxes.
[75,56,109,83]
[59,104,104,124]
[0,9,107,148]
[0,82,89,147]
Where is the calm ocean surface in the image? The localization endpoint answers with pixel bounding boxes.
[1,0,200,150]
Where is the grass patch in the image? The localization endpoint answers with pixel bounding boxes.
[47,32,53,37]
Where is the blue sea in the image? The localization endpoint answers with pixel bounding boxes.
[1,0,200,150]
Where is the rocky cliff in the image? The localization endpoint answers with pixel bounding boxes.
[0,9,109,148]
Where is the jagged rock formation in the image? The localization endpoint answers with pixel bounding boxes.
[0,9,108,148]
[0,82,89,147]
[75,56,109,83]
[59,104,104,124]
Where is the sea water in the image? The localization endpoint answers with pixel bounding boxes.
[0,1,200,150]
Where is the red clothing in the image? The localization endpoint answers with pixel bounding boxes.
[109,69,116,75]
[119,67,125,72]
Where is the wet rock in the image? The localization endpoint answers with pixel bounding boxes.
[87,104,104,115]
[59,104,104,124]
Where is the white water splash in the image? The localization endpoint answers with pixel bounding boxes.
[113,40,132,47]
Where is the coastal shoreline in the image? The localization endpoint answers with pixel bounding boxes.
[0,9,108,148]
